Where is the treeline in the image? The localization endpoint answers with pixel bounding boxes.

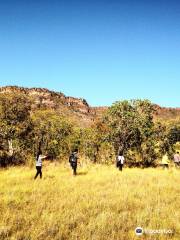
[0,93,179,167]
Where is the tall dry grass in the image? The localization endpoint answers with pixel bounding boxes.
[0,164,180,240]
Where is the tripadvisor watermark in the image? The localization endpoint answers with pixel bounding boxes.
[135,227,174,236]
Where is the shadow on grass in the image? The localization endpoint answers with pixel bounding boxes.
[77,171,88,176]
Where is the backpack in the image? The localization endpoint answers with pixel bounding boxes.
[69,154,77,164]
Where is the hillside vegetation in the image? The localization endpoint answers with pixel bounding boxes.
[0,86,180,167]
[0,86,180,126]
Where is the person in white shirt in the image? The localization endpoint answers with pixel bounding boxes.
[34,150,47,179]
[116,152,125,171]
[174,151,180,168]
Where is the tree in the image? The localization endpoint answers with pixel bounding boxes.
[80,118,109,163]
[31,110,73,159]
[106,100,156,166]
[167,125,180,145]
[0,93,32,165]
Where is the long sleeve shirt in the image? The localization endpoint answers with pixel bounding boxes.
[36,155,46,167]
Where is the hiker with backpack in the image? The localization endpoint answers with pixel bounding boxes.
[116,152,125,171]
[69,150,79,176]
[34,150,47,179]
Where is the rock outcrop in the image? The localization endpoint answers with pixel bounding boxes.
[0,86,99,127]
[0,86,179,126]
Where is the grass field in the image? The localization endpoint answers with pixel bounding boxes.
[0,164,180,240]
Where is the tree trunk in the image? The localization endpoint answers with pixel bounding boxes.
[8,139,13,156]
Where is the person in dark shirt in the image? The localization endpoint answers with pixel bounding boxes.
[69,150,78,176]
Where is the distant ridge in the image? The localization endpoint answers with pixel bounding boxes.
[0,86,179,126]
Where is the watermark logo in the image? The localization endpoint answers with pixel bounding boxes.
[135,227,143,236]
[135,227,174,236]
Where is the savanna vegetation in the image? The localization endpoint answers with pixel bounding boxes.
[0,92,179,167]
[0,164,180,240]
[0,90,180,240]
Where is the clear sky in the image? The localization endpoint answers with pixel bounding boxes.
[0,0,180,107]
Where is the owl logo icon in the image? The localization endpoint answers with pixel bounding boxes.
[135,227,143,236]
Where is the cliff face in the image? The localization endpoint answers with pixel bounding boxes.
[0,86,179,126]
[0,86,92,113]
[0,86,98,127]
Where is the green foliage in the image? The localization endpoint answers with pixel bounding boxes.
[167,125,180,145]
[0,91,179,167]
[80,119,110,163]
[106,100,157,166]
[155,121,180,158]
[0,93,31,140]
[0,93,32,166]
[31,110,73,159]
[106,100,137,153]
[0,94,74,166]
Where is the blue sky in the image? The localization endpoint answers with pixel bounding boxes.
[0,0,180,107]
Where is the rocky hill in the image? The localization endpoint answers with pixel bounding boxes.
[153,104,180,122]
[0,86,179,126]
[0,86,103,127]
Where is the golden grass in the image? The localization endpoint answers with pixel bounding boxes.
[0,164,180,240]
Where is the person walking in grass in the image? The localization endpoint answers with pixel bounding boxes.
[161,153,170,169]
[174,151,180,168]
[69,149,78,176]
[116,152,125,171]
[34,150,47,179]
